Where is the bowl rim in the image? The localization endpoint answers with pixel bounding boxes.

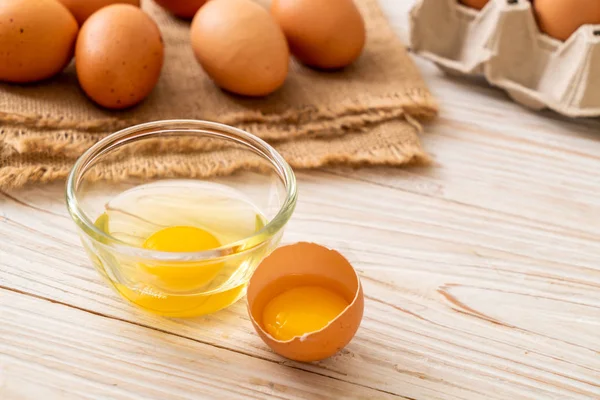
[65,119,297,261]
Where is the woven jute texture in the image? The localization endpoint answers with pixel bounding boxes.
[0,0,437,189]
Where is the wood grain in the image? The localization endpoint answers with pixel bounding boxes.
[0,289,398,400]
[2,1,600,399]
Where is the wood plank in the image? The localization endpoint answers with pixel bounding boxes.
[323,58,600,237]
[1,177,599,399]
[0,288,399,400]
[379,0,413,44]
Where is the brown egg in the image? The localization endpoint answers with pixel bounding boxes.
[247,243,364,362]
[271,0,365,70]
[459,0,489,10]
[190,0,289,97]
[534,0,600,41]
[75,4,164,109]
[0,0,78,83]
[57,0,140,26]
[153,0,208,19]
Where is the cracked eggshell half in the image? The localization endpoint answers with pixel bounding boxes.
[247,242,364,362]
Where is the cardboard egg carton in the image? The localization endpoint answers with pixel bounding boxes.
[409,0,600,117]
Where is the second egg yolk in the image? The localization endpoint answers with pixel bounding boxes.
[141,226,223,290]
[262,286,349,341]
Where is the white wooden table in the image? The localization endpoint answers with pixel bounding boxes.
[2,2,600,399]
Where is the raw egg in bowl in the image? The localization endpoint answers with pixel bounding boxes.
[247,242,364,362]
[66,120,297,317]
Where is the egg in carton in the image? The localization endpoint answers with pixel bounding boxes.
[409,0,600,117]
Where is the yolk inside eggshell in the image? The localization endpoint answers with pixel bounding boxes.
[246,242,364,362]
[254,274,354,340]
[262,285,350,341]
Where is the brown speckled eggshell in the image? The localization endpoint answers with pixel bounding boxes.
[271,0,366,70]
[190,0,289,97]
[75,4,164,109]
[0,0,78,83]
[153,0,208,19]
[247,242,364,363]
[57,0,140,26]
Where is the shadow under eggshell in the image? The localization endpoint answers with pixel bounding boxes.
[247,242,364,363]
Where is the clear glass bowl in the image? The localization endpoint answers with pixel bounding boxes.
[66,120,297,317]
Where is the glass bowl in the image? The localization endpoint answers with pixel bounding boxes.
[66,120,297,317]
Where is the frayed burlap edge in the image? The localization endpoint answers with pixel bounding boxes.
[0,118,429,190]
[0,90,436,137]
[0,111,408,160]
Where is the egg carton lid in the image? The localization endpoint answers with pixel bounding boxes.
[410,0,600,117]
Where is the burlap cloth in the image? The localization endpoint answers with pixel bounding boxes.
[0,0,437,189]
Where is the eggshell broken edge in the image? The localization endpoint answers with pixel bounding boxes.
[247,242,364,362]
